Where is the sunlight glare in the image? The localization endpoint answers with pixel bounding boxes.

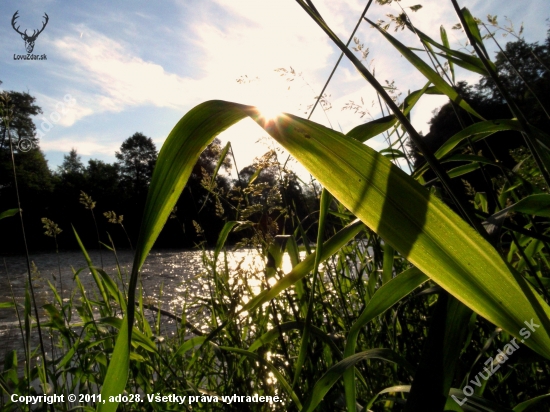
[257,100,284,123]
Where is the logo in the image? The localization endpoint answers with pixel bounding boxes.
[11,11,49,54]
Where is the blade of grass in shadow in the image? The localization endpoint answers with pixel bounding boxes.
[404,293,471,411]
[293,189,331,387]
[302,349,414,412]
[343,267,428,411]
[513,394,550,411]
[219,346,302,410]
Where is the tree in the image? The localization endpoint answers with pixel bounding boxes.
[115,132,157,195]
[58,148,84,175]
[410,33,550,170]
[408,33,550,212]
[0,85,55,252]
[84,159,120,198]
[0,81,42,152]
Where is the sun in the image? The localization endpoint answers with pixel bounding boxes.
[257,100,284,123]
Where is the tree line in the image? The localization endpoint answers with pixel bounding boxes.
[0,87,318,253]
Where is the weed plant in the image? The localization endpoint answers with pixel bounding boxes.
[1,2,550,411]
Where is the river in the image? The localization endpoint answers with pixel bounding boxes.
[0,248,267,361]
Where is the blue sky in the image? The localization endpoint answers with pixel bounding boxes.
[1,0,548,177]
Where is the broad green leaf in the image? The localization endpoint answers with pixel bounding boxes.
[461,8,490,59]
[96,316,129,412]
[0,209,18,221]
[106,100,550,410]
[435,119,522,159]
[491,194,550,220]
[154,101,550,356]
[346,115,396,142]
[513,393,550,411]
[366,19,484,120]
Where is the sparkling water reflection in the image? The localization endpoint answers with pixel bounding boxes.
[0,249,268,359]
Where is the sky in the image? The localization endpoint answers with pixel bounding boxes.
[1,0,548,179]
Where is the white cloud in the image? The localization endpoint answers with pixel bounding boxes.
[39,135,120,156]
[51,24,201,114]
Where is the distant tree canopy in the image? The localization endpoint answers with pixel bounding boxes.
[115,132,157,195]
[0,81,42,152]
[410,32,550,171]
[0,82,318,253]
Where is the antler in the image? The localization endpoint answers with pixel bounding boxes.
[11,11,49,39]
[11,11,26,36]
[33,13,49,37]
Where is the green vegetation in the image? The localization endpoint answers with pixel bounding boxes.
[1,2,550,411]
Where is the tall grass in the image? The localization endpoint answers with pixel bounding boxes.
[1,2,550,411]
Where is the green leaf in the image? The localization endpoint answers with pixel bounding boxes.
[513,393,550,411]
[0,209,19,221]
[413,119,523,179]
[0,302,15,309]
[440,25,455,83]
[366,19,484,120]
[447,162,481,178]
[436,120,522,159]
[303,349,413,412]
[344,267,428,410]
[213,221,240,263]
[500,194,550,218]
[346,115,397,142]
[107,100,550,408]
[96,317,129,412]
[461,8,490,59]
[414,25,495,75]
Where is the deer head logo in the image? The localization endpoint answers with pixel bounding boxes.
[11,11,49,54]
